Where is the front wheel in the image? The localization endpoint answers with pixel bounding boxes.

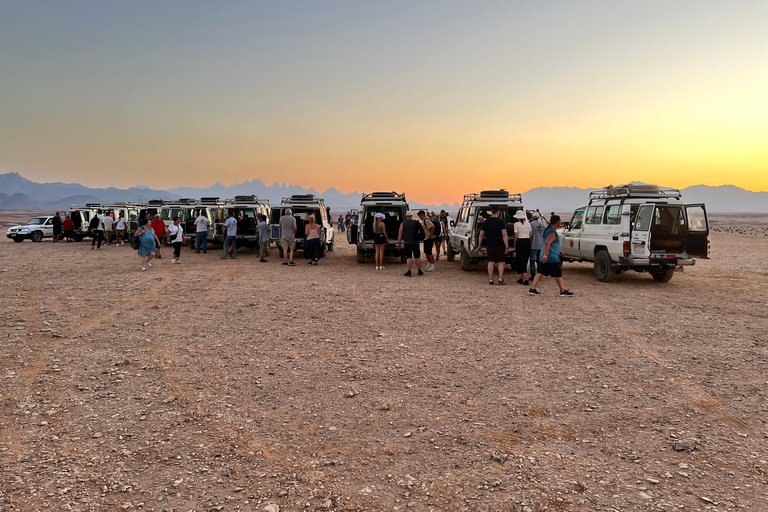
[446,240,455,262]
[74,234,84,242]
[651,268,675,282]
[356,249,366,263]
[460,248,472,271]
[13,237,24,243]
[594,250,616,282]
[31,231,44,243]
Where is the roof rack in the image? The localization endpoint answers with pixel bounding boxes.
[361,191,407,203]
[85,203,103,208]
[147,199,166,206]
[462,190,523,203]
[225,195,270,205]
[177,198,197,205]
[200,197,221,204]
[588,184,681,202]
[282,194,324,204]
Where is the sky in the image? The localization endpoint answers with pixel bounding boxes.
[1,1,766,205]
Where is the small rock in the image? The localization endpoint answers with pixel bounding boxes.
[700,496,714,504]
[277,490,288,497]
[673,439,697,451]
[639,491,652,499]
[92,432,103,438]
[646,478,660,484]
[263,505,280,512]
[403,432,412,438]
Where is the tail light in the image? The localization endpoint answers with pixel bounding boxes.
[623,241,630,257]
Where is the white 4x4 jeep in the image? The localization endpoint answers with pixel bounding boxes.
[447,190,525,270]
[271,194,334,256]
[560,184,710,282]
[6,216,55,242]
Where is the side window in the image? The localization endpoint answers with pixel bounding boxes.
[603,204,622,225]
[585,206,604,224]
[569,209,585,230]
[45,218,54,225]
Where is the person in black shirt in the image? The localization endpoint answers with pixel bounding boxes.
[398,211,424,277]
[477,207,509,285]
[52,211,62,243]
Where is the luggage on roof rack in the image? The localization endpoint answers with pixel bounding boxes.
[200,197,220,203]
[290,194,317,201]
[177,198,197,204]
[480,189,510,198]
[147,199,165,206]
[233,195,256,203]
[361,192,407,202]
[589,184,681,201]
[85,203,102,208]
[462,190,522,204]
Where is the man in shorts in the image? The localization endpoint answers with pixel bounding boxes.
[102,213,114,245]
[529,215,573,296]
[417,210,436,271]
[398,211,423,277]
[477,206,509,285]
[115,212,127,245]
[280,208,297,266]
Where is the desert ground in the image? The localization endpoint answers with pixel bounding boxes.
[1,211,767,512]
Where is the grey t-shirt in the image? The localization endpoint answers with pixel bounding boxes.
[280,215,295,238]
[530,219,545,250]
[258,220,270,243]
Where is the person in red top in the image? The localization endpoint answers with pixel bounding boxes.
[62,215,75,242]
[150,214,166,257]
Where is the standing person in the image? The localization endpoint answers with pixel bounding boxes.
[373,212,389,270]
[257,214,270,262]
[513,210,532,285]
[62,215,75,242]
[397,211,424,277]
[135,218,159,271]
[168,217,184,264]
[338,215,345,233]
[417,211,436,272]
[477,207,509,285]
[529,212,545,280]
[102,213,114,245]
[439,210,451,256]
[529,215,573,296]
[52,212,62,243]
[91,210,104,250]
[221,211,237,259]
[151,214,165,257]
[536,209,547,224]
[194,211,210,253]
[280,208,297,266]
[304,214,322,265]
[115,212,127,245]
[431,213,443,261]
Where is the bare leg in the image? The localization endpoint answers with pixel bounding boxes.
[555,277,566,292]
[289,248,294,263]
[497,262,505,281]
[531,273,543,290]
[487,261,494,280]
[407,258,413,272]
[415,258,422,270]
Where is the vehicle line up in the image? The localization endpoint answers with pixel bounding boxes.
[6,184,711,283]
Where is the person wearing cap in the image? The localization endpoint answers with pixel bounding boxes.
[397,211,424,277]
[529,211,545,280]
[477,206,509,285]
[373,212,390,270]
[513,210,532,285]
[417,210,436,272]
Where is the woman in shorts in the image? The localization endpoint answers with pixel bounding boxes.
[168,216,184,264]
[528,215,573,296]
[373,212,389,270]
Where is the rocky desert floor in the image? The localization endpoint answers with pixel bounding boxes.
[0,213,767,512]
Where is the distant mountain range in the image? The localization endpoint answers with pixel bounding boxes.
[0,172,766,213]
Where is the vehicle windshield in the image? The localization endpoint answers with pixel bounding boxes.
[26,217,47,225]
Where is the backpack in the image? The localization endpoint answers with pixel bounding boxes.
[415,221,425,241]
[88,215,100,231]
[130,233,141,250]
[432,218,442,237]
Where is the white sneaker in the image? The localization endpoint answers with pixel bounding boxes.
[171,259,177,264]
[375,266,380,270]
[148,262,152,267]
[380,266,385,270]
[142,267,146,271]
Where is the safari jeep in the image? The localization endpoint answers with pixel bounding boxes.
[6,216,55,242]
[183,197,225,246]
[219,195,271,248]
[67,204,102,241]
[271,194,334,257]
[347,192,409,263]
[560,184,710,282]
[446,190,525,270]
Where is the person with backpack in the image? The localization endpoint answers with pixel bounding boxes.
[397,211,424,277]
[417,210,436,272]
[134,218,160,271]
[528,215,574,296]
[90,210,104,250]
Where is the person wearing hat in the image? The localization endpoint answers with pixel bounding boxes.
[373,212,390,270]
[529,211,545,280]
[417,210,436,272]
[513,210,532,285]
[397,211,424,277]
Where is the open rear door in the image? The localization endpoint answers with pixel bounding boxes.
[685,204,710,259]
[631,204,654,258]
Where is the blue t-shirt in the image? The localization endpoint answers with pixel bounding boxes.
[540,226,561,262]
[224,217,237,237]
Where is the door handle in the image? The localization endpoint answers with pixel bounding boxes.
[612,235,619,241]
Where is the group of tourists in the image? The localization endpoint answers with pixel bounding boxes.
[389,209,451,275]
[479,208,572,296]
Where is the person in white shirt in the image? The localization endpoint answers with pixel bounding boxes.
[115,212,127,245]
[194,213,210,253]
[513,210,532,285]
[168,217,185,264]
[102,214,114,245]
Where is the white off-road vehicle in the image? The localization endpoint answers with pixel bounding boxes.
[347,192,409,263]
[271,194,334,257]
[446,190,525,270]
[67,204,102,241]
[183,197,225,246]
[7,216,55,242]
[560,184,710,282]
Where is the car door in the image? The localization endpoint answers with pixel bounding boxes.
[631,204,654,258]
[561,209,584,258]
[685,204,710,259]
[43,218,54,237]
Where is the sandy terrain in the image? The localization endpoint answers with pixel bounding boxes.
[1,212,767,511]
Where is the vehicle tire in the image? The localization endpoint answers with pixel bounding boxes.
[594,250,616,282]
[74,234,84,242]
[356,249,365,263]
[327,241,334,253]
[651,268,675,282]
[460,248,472,271]
[320,243,327,258]
[13,237,24,243]
[446,240,455,262]
[31,231,43,243]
